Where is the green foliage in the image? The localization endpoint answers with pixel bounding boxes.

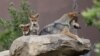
[95,43,100,56]
[82,0,100,30]
[0,0,33,51]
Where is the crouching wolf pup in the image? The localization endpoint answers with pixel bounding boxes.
[39,12,81,35]
[19,24,30,36]
[29,13,39,35]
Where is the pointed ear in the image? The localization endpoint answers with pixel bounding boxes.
[68,12,76,17]
[19,24,24,28]
[34,13,39,18]
[26,24,30,28]
[29,14,33,18]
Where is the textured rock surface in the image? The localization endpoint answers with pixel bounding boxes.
[9,34,91,56]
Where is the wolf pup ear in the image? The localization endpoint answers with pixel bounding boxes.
[19,24,24,28]
[34,13,39,18]
[68,12,77,17]
[26,24,30,28]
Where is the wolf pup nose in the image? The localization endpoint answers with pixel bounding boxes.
[73,22,81,29]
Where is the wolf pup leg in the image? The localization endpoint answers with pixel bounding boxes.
[61,27,84,44]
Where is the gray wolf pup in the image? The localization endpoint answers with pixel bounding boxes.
[39,12,81,35]
[19,24,30,36]
[29,13,39,35]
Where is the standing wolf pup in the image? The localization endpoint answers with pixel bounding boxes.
[29,13,39,35]
[39,12,83,44]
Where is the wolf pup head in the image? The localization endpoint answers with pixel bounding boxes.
[68,12,81,29]
[29,13,39,22]
[19,24,30,36]
[29,13,39,26]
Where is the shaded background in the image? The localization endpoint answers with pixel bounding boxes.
[0,0,99,55]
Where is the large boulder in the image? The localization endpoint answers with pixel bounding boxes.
[0,50,9,56]
[10,34,91,56]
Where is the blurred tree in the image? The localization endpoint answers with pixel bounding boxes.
[82,0,100,30]
[0,0,34,51]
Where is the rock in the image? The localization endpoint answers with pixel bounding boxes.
[10,34,91,56]
[0,50,9,56]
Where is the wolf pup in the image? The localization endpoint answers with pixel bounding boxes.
[39,12,81,35]
[29,13,39,35]
[19,24,30,36]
